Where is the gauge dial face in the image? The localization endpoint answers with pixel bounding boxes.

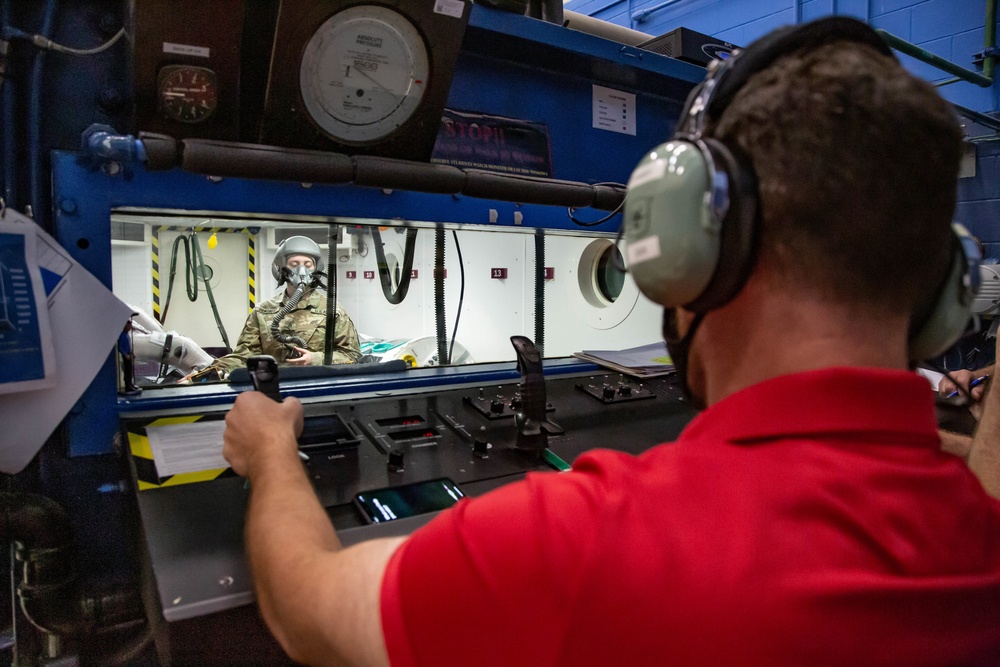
[299,6,430,144]
[157,65,219,124]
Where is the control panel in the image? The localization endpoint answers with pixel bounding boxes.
[288,369,694,527]
[129,366,697,623]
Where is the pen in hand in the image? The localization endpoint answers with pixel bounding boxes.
[946,374,990,399]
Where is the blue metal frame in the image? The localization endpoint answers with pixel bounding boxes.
[49,6,701,458]
[51,151,609,455]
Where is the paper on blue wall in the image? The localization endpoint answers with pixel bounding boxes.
[0,208,133,473]
[0,220,57,394]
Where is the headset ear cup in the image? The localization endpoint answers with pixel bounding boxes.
[685,139,760,312]
[909,230,978,360]
[624,141,723,308]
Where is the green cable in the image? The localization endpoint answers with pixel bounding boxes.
[542,449,571,472]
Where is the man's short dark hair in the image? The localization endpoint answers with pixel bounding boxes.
[712,40,963,315]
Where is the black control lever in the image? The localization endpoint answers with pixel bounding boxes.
[510,336,563,454]
[246,355,282,402]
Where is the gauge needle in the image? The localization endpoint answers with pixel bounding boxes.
[353,67,401,98]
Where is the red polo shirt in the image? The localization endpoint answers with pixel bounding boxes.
[381,367,1000,666]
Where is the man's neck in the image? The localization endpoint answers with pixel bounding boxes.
[693,275,912,406]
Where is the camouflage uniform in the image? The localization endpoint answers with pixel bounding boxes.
[212,288,362,376]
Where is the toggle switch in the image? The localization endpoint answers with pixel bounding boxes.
[388,448,405,473]
[473,438,490,458]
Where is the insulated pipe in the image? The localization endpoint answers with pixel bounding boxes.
[2,491,137,637]
[1,492,73,550]
[563,10,652,46]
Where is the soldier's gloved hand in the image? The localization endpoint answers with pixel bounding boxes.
[285,346,314,366]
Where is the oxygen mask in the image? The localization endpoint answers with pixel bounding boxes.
[285,265,314,287]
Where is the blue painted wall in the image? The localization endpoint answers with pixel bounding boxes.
[566,0,1000,253]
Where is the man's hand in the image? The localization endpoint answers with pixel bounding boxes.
[285,346,314,366]
[938,368,991,401]
[223,392,304,477]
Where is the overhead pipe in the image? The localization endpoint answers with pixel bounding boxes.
[878,0,997,90]
[563,10,652,46]
[97,130,630,213]
[953,103,1000,133]
[985,0,997,80]
[876,29,993,87]
[633,0,686,24]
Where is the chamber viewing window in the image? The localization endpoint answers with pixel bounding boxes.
[596,245,625,303]
[579,239,626,307]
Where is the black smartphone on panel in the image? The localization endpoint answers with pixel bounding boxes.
[353,478,465,524]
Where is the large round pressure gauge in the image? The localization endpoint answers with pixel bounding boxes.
[299,6,430,144]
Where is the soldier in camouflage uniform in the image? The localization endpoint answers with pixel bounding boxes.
[210,236,362,377]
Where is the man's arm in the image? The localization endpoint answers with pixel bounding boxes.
[939,429,973,459]
[223,393,400,666]
[969,373,1000,500]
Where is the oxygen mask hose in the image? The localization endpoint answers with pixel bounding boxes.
[271,268,311,358]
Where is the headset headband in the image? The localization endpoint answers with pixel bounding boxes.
[675,17,897,140]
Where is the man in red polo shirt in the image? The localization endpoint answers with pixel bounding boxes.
[222,17,1000,666]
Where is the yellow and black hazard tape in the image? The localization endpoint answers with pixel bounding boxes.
[247,235,256,314]
[126,414,238,491]
[151,227,161,321]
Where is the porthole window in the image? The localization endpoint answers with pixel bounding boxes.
[595,245,625,303]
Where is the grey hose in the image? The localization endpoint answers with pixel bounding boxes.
[270,283,308,356]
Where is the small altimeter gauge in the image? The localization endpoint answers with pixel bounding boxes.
[157,65,219,124]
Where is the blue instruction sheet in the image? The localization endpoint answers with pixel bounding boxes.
[0,225,56,393]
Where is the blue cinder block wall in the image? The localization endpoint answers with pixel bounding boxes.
[568,0,1000,255]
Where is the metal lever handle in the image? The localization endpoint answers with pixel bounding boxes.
[246,355,282,402]
[510,336,563,452]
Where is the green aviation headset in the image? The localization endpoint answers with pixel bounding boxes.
[623,16,980,362]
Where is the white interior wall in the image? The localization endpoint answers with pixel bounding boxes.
[111,243,152,318]
[154,229,250,350]
[543,235,663,356]
[111,220,664,366]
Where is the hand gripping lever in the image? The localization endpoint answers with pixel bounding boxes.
[244,356,310,466]
[510,336,563,454]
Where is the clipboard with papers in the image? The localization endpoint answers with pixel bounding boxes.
[573,341,676,379]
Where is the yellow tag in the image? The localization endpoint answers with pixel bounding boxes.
[207,232,218,250]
